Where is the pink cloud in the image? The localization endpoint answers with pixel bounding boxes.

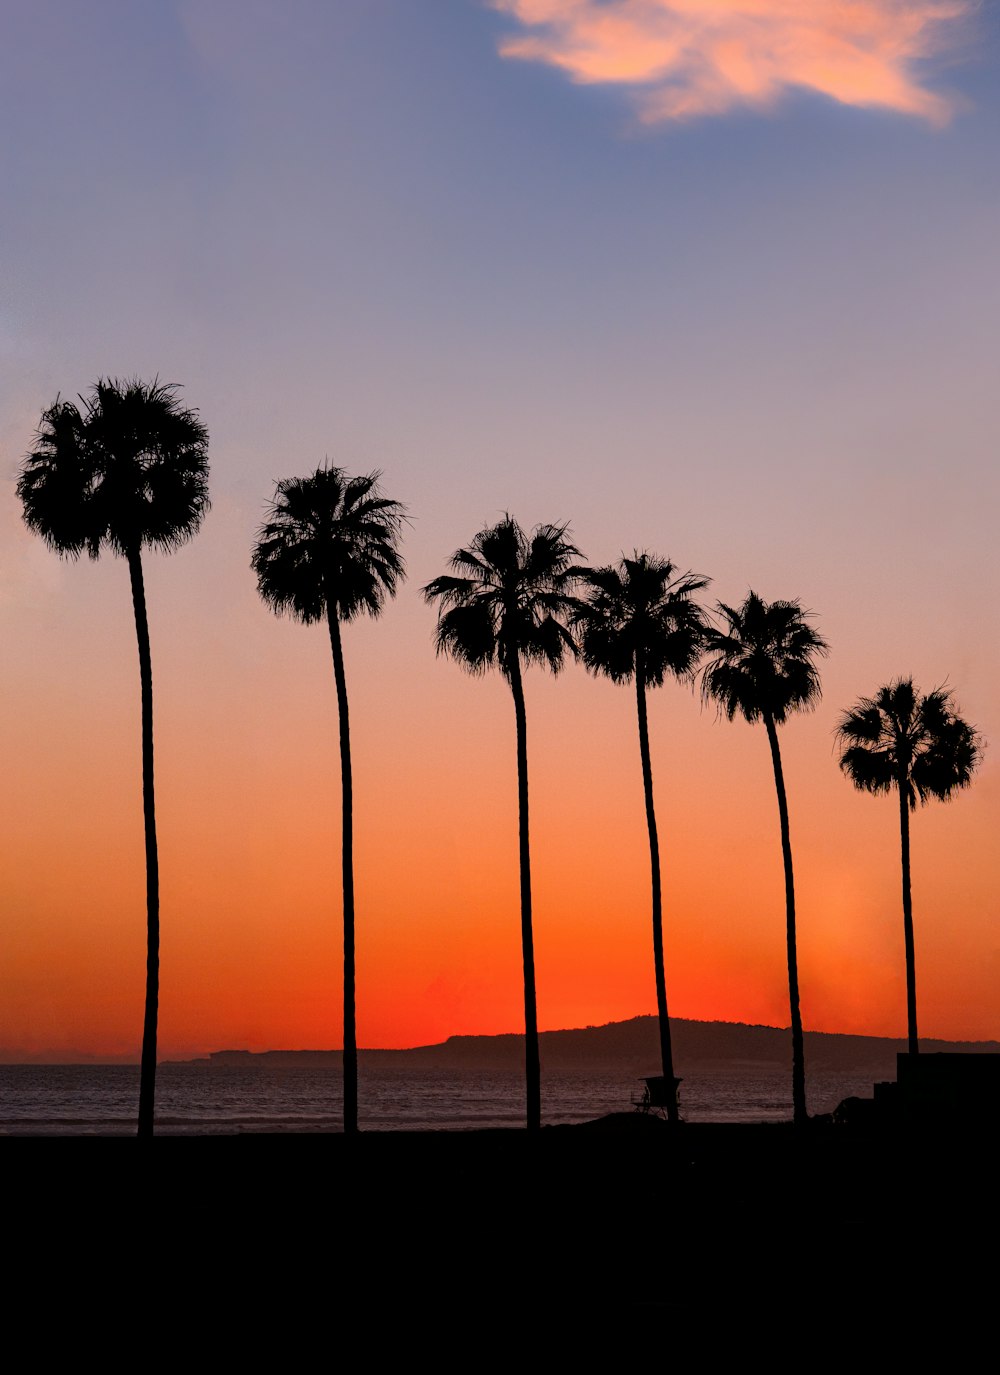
[493,0,971,125]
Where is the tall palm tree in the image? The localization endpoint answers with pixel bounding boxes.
[252,466,405,1134]
[574,553,709,1123]
[423,516,582,1131]
[702,592,828,1127]
[836,678,981,1055]
[18,377,210,1138]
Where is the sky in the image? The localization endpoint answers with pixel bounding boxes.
[1,0,998,1061]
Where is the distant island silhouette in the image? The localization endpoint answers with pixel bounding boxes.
[165,1014,1000,1076]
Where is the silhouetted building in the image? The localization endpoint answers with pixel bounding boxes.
[836,1053,1000,1126]
[895,1053,1000,1125]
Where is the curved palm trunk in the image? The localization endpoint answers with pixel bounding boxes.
[898,778,918,1055]
[763,713,807,1126]
[508,653,540,1132]
[635,660,679,1124]
[326,607,358,1133]
[127,546,159,1140]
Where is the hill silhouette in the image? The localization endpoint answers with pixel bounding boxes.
[185,1015,1000,1077]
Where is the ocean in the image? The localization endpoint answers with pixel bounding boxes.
[0,1063,882,1135]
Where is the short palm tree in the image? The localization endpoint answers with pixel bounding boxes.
[702,592,828,1126]
[423,516,582,1131]
[836,678,981,1054]
[575,553,709,1123]
[18,377,210,1138]
[252,466,405,1134]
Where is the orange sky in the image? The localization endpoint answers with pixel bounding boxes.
[1,532,996,1059]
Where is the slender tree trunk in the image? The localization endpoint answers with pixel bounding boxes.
[635,659,679,1123]
[327,606,358,1134]
[764,713,807,1126]
[508,653,540,1131]
[898,777,918,1055]
[127,546,159,1141]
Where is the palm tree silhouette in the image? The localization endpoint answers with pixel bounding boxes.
[702,592,827,1126]
[423,516,582,1131]
[18,378,210,1138]
[574,554,709,1123]
[252,466,405,1134]
[836,678,981,1055]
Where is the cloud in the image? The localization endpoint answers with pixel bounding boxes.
[493,0,971,125]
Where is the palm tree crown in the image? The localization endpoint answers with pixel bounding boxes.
[701,591,827,725]
[252,466,406,621]
[575,553,709,685]
[423,515,582,677]
[18,377,210,558]
[836,679,981,809]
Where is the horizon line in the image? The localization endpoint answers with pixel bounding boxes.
[6,1012,1000,1065]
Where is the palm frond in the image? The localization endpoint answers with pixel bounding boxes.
[422,574,484,607]
[837,743,896,796]
[447,547,497,583]
[434,602,498,673]
[17,398,93,558]
[835,701,885,747]
[521,614,576,674]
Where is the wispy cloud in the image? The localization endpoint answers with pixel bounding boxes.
[493,1,971,125]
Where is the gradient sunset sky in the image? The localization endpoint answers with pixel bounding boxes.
[2,0,997,1061]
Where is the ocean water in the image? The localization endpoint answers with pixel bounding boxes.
[0,1064,881,1135]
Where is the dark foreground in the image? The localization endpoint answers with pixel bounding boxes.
[11,1118,995,1355]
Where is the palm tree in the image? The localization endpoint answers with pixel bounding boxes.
[423,516,582,1131]
[702,592,828,1126]
[252,466,405,1134]
[18,377,210,1138]
[836,678,981,1055]
[574,554,709,1123]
